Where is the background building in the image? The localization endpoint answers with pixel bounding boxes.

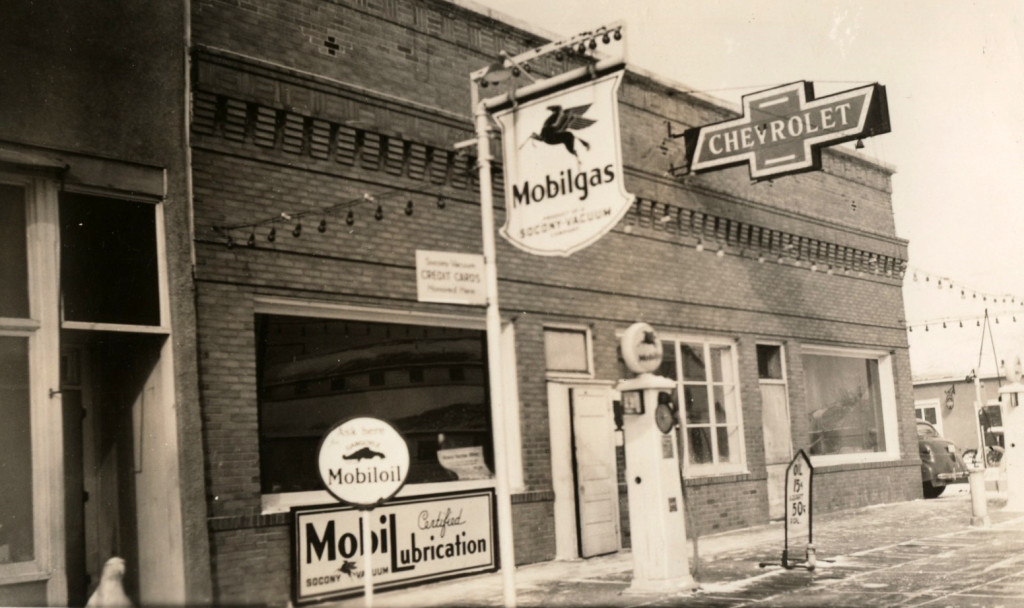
[0,1,210,606]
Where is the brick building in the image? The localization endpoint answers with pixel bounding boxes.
[188,0,918,604]
[2,0,919,605]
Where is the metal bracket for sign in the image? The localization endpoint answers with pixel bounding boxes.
[759,449,818,571]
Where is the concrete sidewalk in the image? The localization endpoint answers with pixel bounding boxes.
[331,486,1024,607]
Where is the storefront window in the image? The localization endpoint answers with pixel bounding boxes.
[803,352,887,456]
[544,327,590,375]
[0,336,34,564]
[630,336,744,474]
[256,315,493,494]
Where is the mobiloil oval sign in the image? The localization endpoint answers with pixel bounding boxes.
[292,491,497,604]
[491,65,635,256]
[317,416,410,506]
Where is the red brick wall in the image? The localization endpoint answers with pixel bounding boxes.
[190,0,915,602]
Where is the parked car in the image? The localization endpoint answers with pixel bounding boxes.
[917,420,968,498]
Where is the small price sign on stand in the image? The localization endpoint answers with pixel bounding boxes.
[760,449,816,571]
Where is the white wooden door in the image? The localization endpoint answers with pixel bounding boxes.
[761,383,793,520]
[570,387,620,557]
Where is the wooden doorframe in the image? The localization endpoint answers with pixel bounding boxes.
[758,342,793,521]
[547,380,618,560]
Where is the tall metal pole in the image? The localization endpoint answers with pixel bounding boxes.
[471,81,518,607]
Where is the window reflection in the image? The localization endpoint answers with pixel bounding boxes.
[256,315,493,493]
[0,336,34,563]
[804,354,885,456]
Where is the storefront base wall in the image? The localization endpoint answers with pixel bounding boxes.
[511,494,557,565]
[0,582,47,607]
[210,523,292,607]
[812,461,923,514]
[207,498,556,605]
[682,479,768,536]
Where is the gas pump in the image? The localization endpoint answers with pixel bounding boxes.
[999,356,1024,511]
[616,323,695,594]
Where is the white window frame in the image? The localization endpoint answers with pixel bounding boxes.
[914,398,943,436]
[661,332,747,477]
[801,344,901,467]
[543,323,594,379]
[254,298,523,514]
[0,175,65,600]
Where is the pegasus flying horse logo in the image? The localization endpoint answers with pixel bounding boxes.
[523,104,596,160]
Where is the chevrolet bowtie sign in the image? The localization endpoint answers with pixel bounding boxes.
[684,81,890,180]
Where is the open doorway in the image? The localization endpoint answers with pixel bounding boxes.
[547,382,621,560]
[62,332,165,605]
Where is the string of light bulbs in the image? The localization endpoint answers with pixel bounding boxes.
[907,311,1021,333]
[904,265,1024,333]
[210,188,448,248]
[906,265,1023,307]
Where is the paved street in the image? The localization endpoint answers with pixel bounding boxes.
[347,486,1024,608]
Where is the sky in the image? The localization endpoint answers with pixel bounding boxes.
[471,0,1024,379]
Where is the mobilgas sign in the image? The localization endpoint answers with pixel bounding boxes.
[492,68,634,256]
[292,491,497,604]
[684,81,890,180]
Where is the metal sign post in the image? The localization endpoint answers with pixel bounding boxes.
[467,23,626,607]
[760,449,816,571]
[316,417,410,608]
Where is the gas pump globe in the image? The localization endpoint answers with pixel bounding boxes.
[615,323,695,593]
[1000,356,1024,510]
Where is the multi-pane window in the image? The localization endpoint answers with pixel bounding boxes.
[256,314,493,494]
[802,347,898,461]
[643,337,744,474]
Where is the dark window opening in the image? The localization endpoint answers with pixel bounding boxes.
[60,192,160,326]
[757,345,783,380]
[0,184,29,318]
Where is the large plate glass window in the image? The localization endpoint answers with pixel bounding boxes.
[802,346,899,464]
[256,314,494,495]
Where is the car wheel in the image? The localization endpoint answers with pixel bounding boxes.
[923,482,945,499]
